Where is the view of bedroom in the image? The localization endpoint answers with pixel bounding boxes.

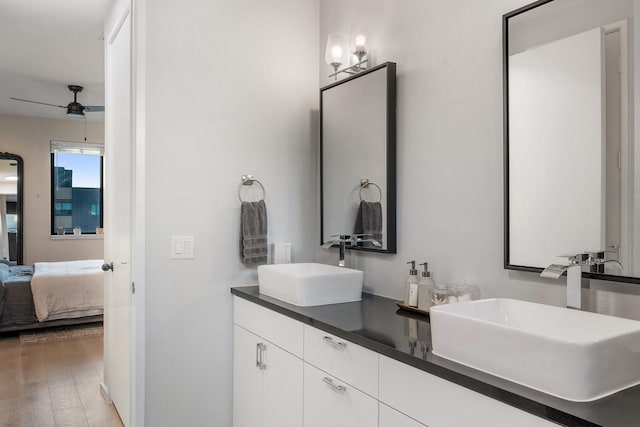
[0,1,123,425]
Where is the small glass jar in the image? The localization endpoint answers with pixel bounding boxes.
[449,283,481,303]
[430,284,449,306]
[446,284,465,303]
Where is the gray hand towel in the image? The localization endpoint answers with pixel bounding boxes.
[240,200,268,266]
[354,201,383,248]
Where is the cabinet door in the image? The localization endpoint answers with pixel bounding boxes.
[233,325,264,427]
[304,363,377,427]
[379,404,426,427]
[263,341,303,427]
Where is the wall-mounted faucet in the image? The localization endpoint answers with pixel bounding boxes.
[322,234,381,267]
[541,253,589,309]
[322,235,352,267]
[541,251,624,309]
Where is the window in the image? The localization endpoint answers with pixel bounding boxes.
[5,214,17,234]
[51,141,104,235]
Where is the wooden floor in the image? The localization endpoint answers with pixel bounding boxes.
[0,331,123,427]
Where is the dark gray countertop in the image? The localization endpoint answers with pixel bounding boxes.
[231,286,640,427]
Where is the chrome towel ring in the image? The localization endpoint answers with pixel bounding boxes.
[359,178,382,202]
[238,175,266,202]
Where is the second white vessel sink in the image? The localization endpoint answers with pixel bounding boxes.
[258,263,363,307]
[430,298,640,402]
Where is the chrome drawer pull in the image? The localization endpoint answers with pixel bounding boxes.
[323,335,347,349]
[323,377,347,392]
[256,342,266,370]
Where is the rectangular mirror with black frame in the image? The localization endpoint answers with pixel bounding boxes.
[320,62,396,253]
[504,0,640,283]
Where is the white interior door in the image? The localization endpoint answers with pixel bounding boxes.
[509,27,605,268]
[104,2,133,426]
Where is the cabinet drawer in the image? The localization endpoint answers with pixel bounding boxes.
[379,404,426,427]
[304,325,378,397]
[303,362,377,427]
[234,296,303,357]
[379,356,557,427]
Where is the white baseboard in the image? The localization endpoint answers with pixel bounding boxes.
[100,382,112,403]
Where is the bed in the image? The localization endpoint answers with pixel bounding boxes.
[0,260,104,333]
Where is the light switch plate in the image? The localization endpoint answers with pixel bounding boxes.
[171,235,195,259]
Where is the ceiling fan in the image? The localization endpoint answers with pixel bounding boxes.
[10,85,104,119]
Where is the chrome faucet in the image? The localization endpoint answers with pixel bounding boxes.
[587,250,623,273]
[322,234,381,267]
[541,253,590,309]
[321,235,351,267]
[541,251,624,309]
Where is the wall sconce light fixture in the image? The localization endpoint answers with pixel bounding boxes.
[325,22,371,81]
[325,33,348,80]
[349,21,370,64]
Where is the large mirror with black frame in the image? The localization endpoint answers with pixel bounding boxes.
[0,152,23,265]
[321,62,396,253]
[504,0,640,283]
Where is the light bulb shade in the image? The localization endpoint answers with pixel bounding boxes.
[325,33,348,67]
[349,21,370,54]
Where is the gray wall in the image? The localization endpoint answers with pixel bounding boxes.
[142,0,319,425]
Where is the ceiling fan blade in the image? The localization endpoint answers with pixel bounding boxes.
[83,105,105,112]
[9,97,66,108]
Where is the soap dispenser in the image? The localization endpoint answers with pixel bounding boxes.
[404,261,419,307]
[417,262,435,311]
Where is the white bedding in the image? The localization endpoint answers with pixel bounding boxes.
[30,259,104,322]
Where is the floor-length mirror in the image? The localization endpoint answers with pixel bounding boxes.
[0,153,23,265]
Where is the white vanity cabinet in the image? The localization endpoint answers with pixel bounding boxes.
[233,297,304,427]
[233,296,560,427]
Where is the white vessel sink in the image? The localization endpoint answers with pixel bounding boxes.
[258,263,363,307]
[430,298,640,402]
